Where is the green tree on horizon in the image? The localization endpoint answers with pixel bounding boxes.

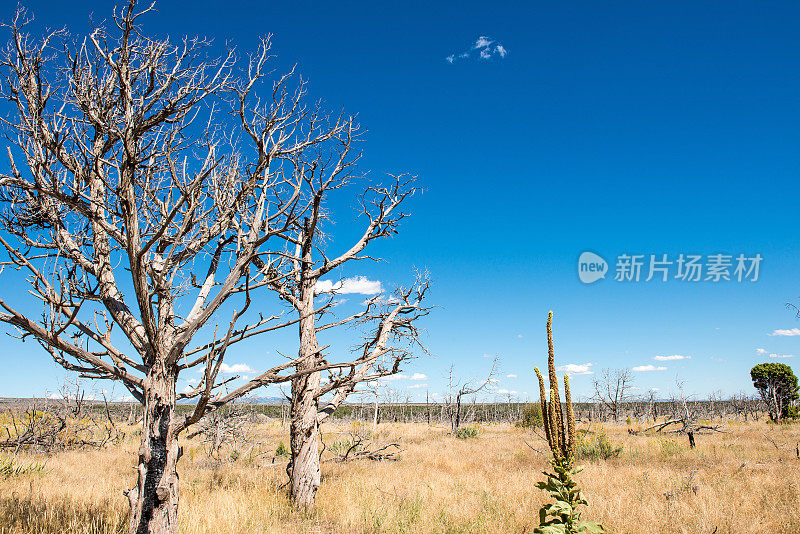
[750,363,799,422]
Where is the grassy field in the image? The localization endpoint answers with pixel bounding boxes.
[1,418,799,533]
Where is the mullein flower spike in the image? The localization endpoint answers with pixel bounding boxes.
[533,312,606,533]
[537,311,573,460]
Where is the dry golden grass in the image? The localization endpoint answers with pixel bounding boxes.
[1,419,799,533]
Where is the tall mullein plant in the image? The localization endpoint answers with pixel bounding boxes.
[533,312,605,534]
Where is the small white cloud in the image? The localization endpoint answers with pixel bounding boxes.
[381,373,408,381]
[382,373,426,381]
[756,348,795,358]
[496,389,518,395]
[481,353,496,358]
[517,334,523,339]
[710,356,726,362]
[362,295,401,306]
[315,276,382,295]
[651,388,660,392]
[182,385,194,393]
[557,363,594,376]
[446,36,508,63]
[220,363,256,374]
[186,378,200,385]
[768,328,800,336]
[474,36,494,48]
[408,383,427,389]
[653,355,691,361]
[632,365,667,372]
[488,378,500,383]
[506,374,517,378]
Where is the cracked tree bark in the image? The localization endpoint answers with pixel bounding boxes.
[127,365,180,533]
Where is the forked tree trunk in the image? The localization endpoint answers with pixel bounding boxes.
[289,279,322,507]
[127,365,180,534]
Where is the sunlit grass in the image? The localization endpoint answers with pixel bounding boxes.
[0,419,798,533]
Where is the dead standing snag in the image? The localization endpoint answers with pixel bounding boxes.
[0,2,361,531]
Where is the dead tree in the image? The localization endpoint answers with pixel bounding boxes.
[335,435,401,462]
[0,380,124,451]
[591,368,635,422]
[263,127,430,506]
[445,358,498,432]
[190,405,256,463]
[0,401,66,451]
[730,391,760,422]
[0,3,349,532]
[630,379,725,445]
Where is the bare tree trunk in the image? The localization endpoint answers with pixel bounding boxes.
[289,281,322,507]
[127,366,180,534]
[426,390,430,425]
[289,377,320,507]
[772,387,783,423]
[372,390,379,436]
[453,393,462,431]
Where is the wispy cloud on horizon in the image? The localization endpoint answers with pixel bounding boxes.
[557,363,594,376]
[755,348,794,358]
[446,36,508,63]
[381,372,428,381]
[768,328,800,336]
[632,365,667,372]
[653,355,691,361]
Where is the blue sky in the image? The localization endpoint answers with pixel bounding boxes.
[2,0,800,402]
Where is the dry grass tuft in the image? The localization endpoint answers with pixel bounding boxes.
[0,493,127,534]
